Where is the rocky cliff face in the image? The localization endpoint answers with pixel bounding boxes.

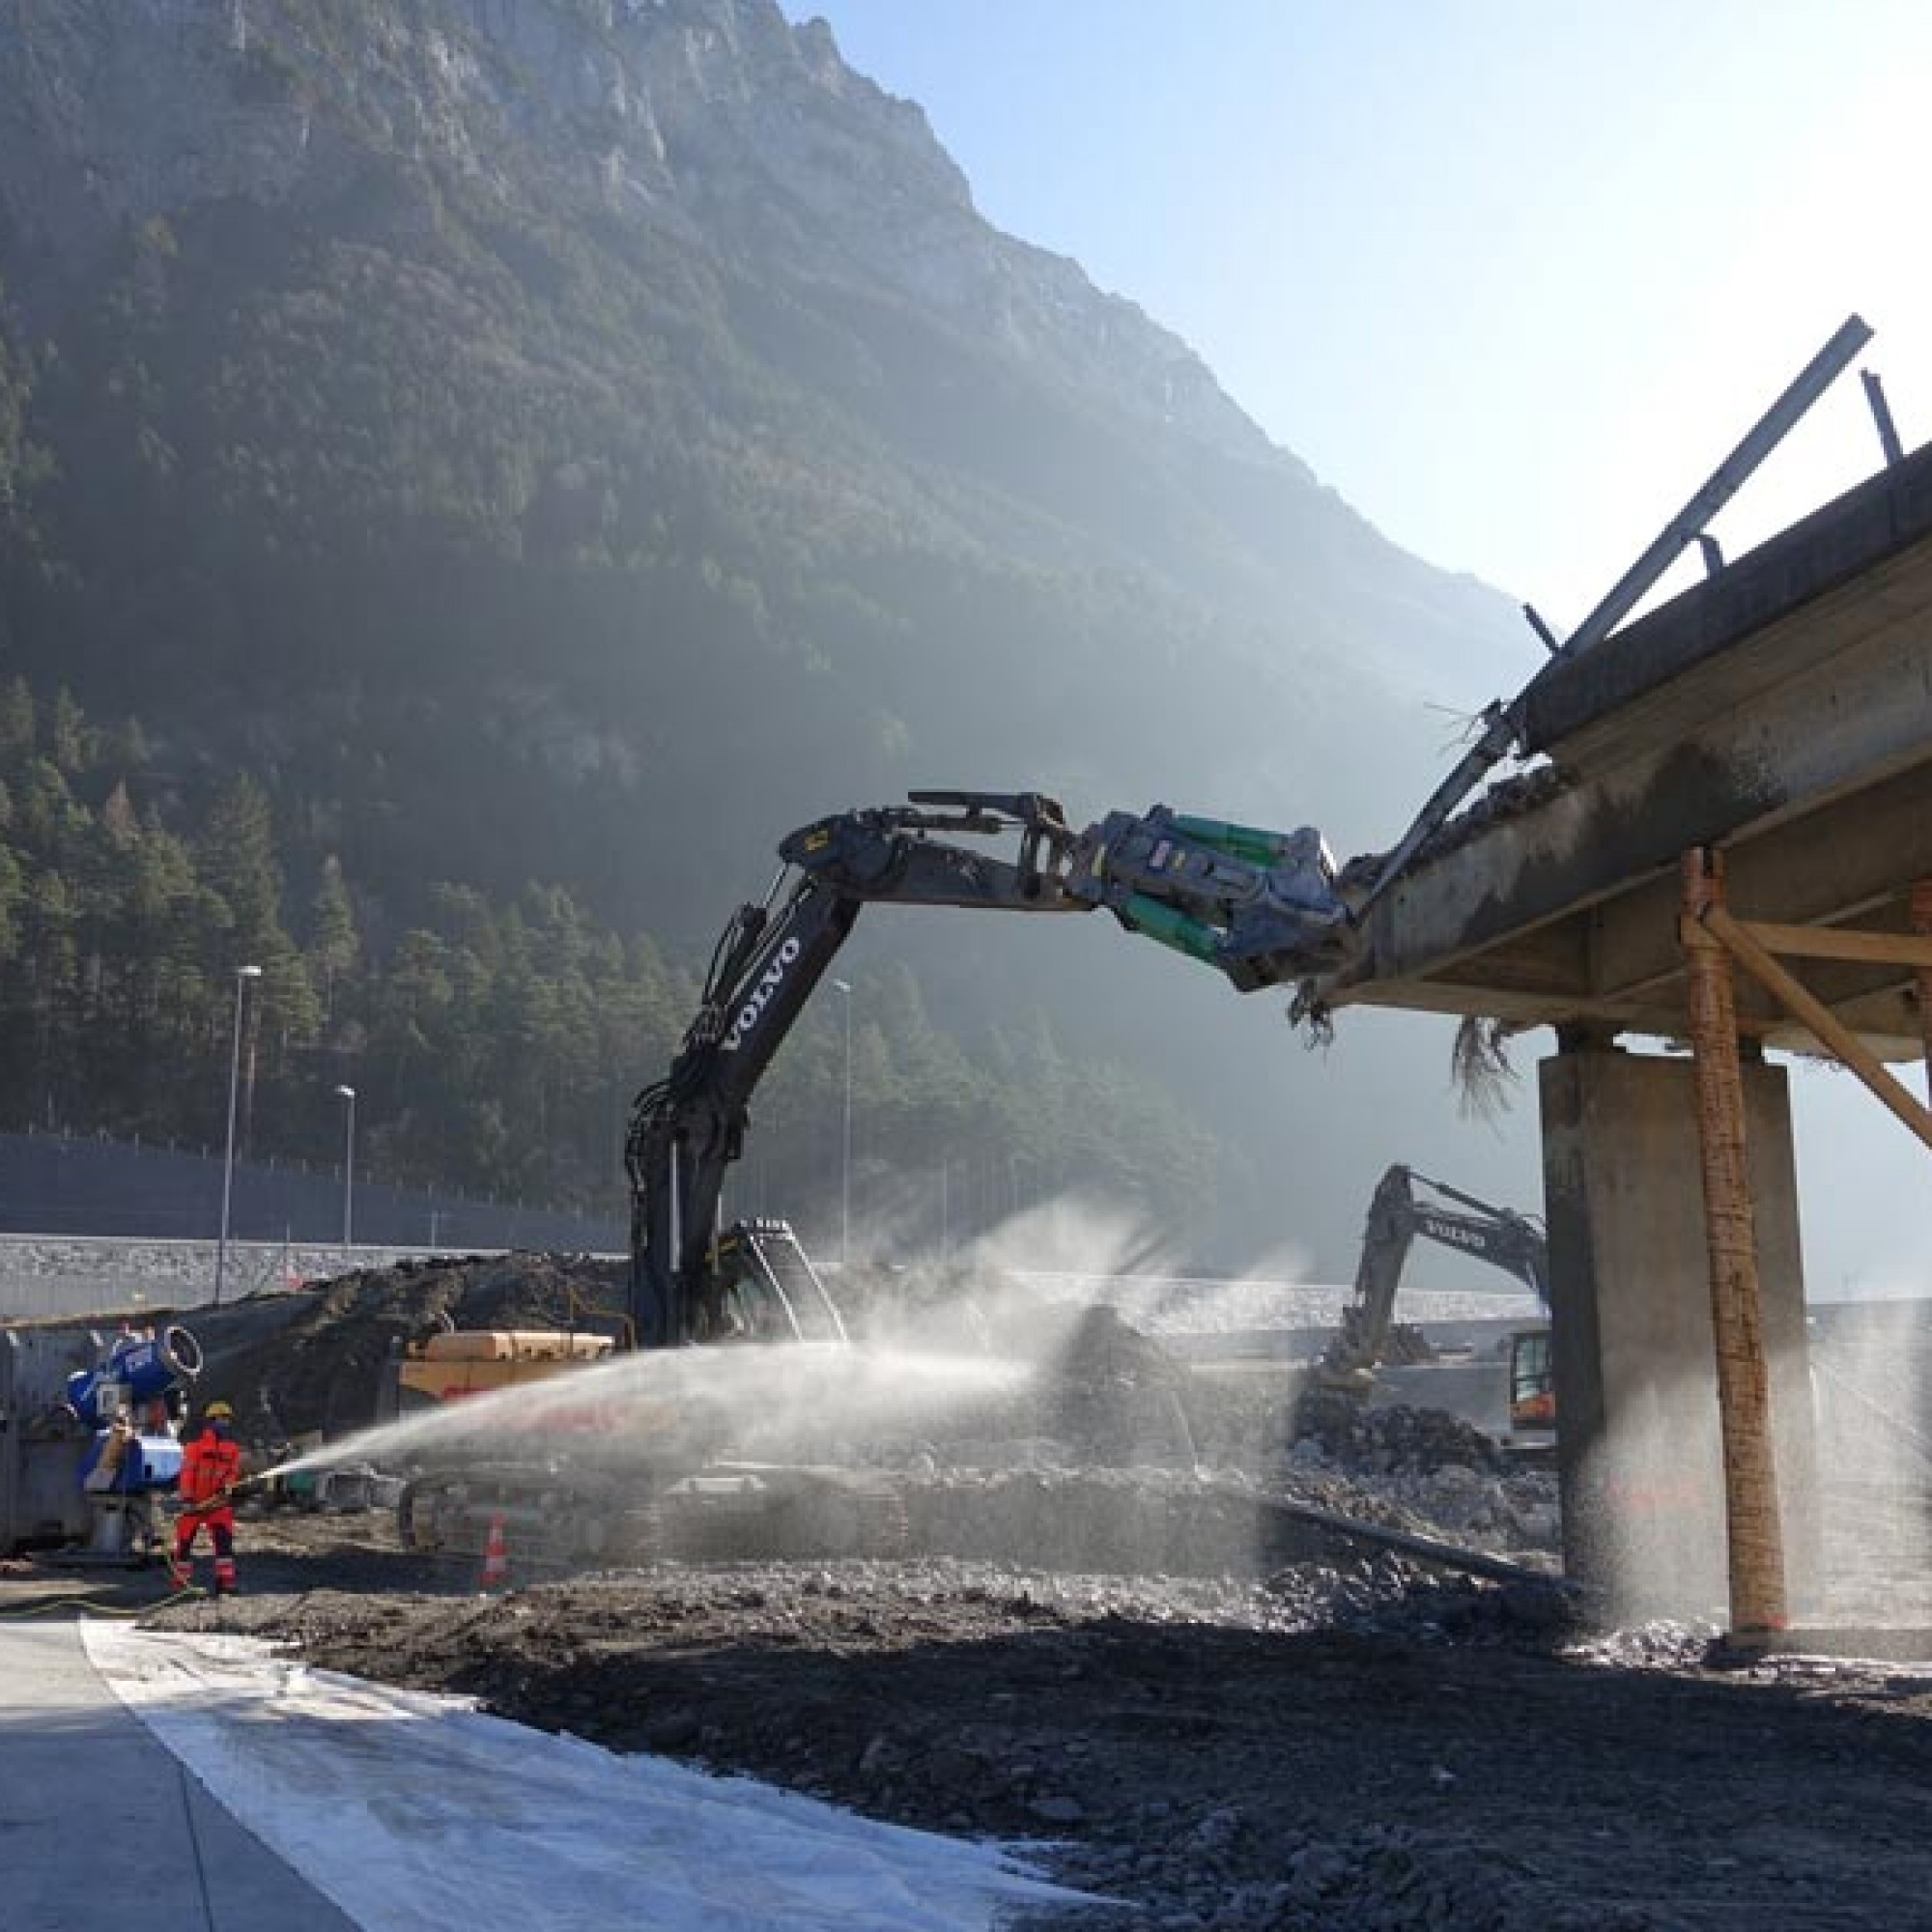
[0,0,1524,821]
[0,0,1270,466]
[0,0,1532,873]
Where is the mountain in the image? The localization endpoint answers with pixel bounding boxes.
[0,0,1544,1271]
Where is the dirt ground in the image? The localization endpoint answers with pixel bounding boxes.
[6,1506,1899,1932]
[15,1266,1932,1928]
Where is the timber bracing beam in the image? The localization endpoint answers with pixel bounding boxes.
[1684,898,1932,1157]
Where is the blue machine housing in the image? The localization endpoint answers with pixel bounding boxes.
[79,1430,185,1494]
[65,1326,203,1430]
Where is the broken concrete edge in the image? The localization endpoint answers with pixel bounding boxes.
[1319,436,1932,960]
[1520,436,1932,758]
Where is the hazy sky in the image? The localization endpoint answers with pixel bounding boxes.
[786,0,1929,634]
[775,1,1932,1295]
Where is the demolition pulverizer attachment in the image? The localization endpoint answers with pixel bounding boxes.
[1066,806,1351,990]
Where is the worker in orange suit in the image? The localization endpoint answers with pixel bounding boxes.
[172,1399,244,1594]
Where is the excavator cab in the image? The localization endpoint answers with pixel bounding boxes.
[702,1220,847,1345]
[1508,1326,1555,1431]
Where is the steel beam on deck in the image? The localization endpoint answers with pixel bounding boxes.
[1356,317,1874,916]
[1552,315,1872,668]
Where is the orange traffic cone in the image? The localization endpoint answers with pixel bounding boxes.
[480,1512,510,1591]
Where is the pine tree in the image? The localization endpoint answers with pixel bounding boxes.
[0,678,31,773]
[44,687,86,772]
[112,822,200,1106]
[198,775,319,1083]
[100,714,151,776]
[0,840,21,966]
[256,937,322,1068]
[306,853,359,1023]
[14,757,89,864]
[21,867,78,1116]
[99,779,140,845]
[200,775,282,944]
[426,881,497,965]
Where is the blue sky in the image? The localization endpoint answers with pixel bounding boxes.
[784,1,1930,631]
[778,1,1932,1294]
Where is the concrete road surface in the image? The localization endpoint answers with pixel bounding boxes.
[0,1620,355,1931]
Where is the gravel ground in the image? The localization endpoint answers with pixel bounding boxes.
[73,1476,1924,1932]
[14,1262,1932,1928]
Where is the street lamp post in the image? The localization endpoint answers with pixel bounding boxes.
[832,978,853,1268]
[334,1084,356,1255]
[214,964,263,1308]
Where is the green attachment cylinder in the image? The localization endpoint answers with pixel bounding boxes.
[1169,813,1293,868]
[1121,893,1222,964]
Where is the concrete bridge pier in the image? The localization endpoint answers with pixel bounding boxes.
[1539,1038,1818,1622]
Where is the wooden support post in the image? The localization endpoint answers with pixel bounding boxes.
[1914,881,1932,1108]
[1680,848,1788,1639]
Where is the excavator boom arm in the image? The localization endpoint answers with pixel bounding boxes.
[626,791,1353,1348]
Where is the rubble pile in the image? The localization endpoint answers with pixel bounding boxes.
[144,1253,1569,1586]
[1286,1387,1506,1476]
[185,1253,626,1446]
[1278,1393,1561,1558]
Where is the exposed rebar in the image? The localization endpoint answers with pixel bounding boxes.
[1450,1015,1519,1123]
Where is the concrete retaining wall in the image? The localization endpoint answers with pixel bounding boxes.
[0,1236,538,1321]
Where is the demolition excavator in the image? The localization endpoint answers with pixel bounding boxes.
[390,789,1350,1564]
[1320,1163,1554,1438]
[626,790,1347,1353]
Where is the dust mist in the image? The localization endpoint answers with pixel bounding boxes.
[1808,1297,1932,1627]
[1574,1295,1932,1630]
[824,1195,1337,1579]
[266,1197,1363,1583]
[851,1190,1330,1356]
[267,1194,1206,1492]
[1569,1350,1736,1626]
[267,1340,1032,1490]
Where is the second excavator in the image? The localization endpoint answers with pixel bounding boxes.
[1319,1162,1555,1441]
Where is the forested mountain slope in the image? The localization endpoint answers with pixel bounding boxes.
[0,0,1539,1266]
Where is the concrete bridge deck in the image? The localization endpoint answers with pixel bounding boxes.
[1327,437,1932,1058]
